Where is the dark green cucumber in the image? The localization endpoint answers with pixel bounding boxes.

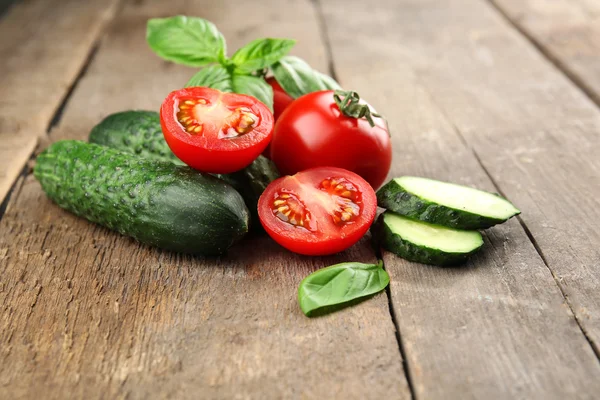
[89,110,279,227]
[377,176,520,230]
[89,110,183,164]
[34,140,249,255]
[372,212,484,266]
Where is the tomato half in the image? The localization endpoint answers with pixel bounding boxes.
[270,90,392,189]
[258,167,377,256]
[160,87,274,174]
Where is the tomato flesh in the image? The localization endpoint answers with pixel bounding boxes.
[270,90,391,189]
[160,87,273,173]
[258,167,377,256]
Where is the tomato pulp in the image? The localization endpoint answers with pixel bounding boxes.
[160,87,273,174]
[270,90,392,189]
[258,167,377,256]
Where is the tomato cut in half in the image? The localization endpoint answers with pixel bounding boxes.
[258,167,377,256]
[160,87,274,174]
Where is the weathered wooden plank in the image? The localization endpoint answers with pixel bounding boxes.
[490,0,600,105]
[320,0,600,398]
[0,0,121,204]
[0,0,410,398]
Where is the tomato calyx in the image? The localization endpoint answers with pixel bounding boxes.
[333,90,384,128]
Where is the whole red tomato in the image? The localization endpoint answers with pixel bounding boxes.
[270,90,391,189]
[267,77,294,120]
[263,77,294,158]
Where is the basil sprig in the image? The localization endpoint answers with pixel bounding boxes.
[298,261,390,317]
[147,16,341,111]
[147,16,294,110]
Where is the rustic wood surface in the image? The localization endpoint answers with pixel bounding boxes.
[1,0,600,398]
[321,0,600,398]
[0,0,409,398]
[491,0,600,105]
[372,0,600,359]
[0,0,120,208]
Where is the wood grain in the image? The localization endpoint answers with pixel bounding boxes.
[490,0,600,105]
[320,0,600,398]
[0,0,121,204]
[0,0,410,398]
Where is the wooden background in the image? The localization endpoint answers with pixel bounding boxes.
[1,0,599,398]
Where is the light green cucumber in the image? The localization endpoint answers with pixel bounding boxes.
[377,176,520,230]
[372,212,484,266]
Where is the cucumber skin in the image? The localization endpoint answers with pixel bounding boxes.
[376,179,514,230]
[89,110,183,165]
[34,140,249,255]
[371,213,483,266]
[89,110,279,229]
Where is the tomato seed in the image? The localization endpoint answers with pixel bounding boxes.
[272,191,314,231]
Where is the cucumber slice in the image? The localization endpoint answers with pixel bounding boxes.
[372,212,484,266]
[377,176,520,229]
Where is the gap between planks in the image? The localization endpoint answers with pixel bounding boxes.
[482,0,600,362]
[312,0,417,396]
[486,0,600,110]
[421,78,600,363]
[0,0,124,220]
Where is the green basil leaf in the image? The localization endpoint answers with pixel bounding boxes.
[185,65,232,91]
[232,74,274,111]
[298,261,389,317]
[231,38,296,74]
[185,69,273,111]
[147,16,226,67]
[271,56,342,99]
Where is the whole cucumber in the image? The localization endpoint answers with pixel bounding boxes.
[34,140,249,255]
[89,110,183,164]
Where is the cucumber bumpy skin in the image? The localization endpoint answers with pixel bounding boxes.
[34,140,250,255]
[88,110,279,229]
[376,177,520,230]
[372,212,484,266]
[89,110,183,164]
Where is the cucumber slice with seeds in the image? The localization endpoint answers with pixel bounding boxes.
[372,212,484,266]
[377,176,520,230]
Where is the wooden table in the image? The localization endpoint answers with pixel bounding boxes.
[1,0,599,398]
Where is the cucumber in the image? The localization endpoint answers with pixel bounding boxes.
[89,110,279,228]
[372,212,484,266]
[89,110,183,164]
[34,140,249,255]
[377,176,520,230]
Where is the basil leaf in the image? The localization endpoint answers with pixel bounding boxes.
[185,69,273,111]
[271,56,342,99]
[298,261,389,317]
[185,65,232,91]
[147,16,226,67]
[232,74,274,111]
[231,38,296,74]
